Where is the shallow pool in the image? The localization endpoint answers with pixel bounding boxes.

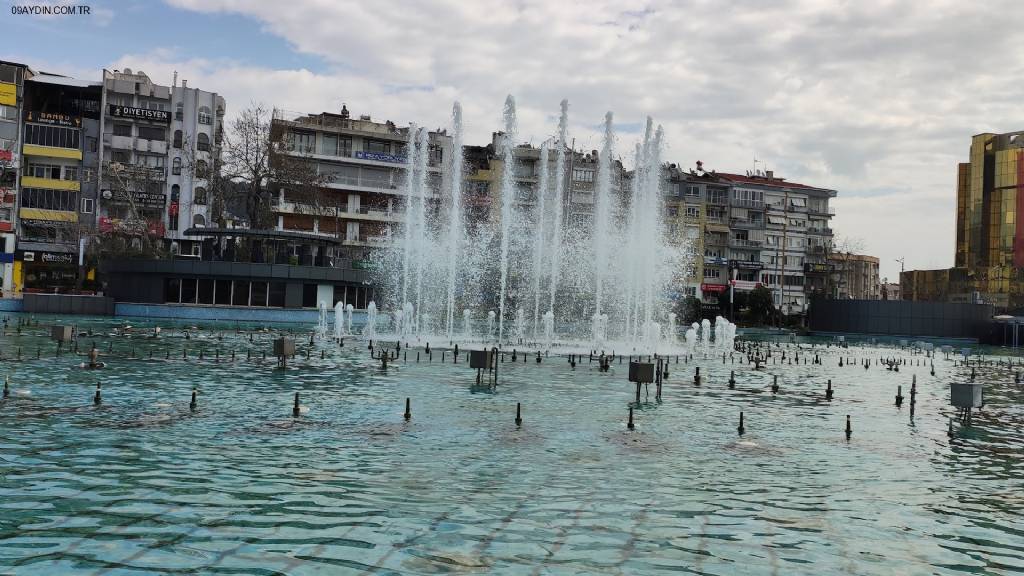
[1,316,1023,574]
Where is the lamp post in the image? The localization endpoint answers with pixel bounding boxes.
[730,267,737,321]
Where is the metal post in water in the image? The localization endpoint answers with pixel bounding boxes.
[404,398,411,421]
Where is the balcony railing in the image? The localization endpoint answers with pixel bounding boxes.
[730,198,764,209]
[807,227,834,235]
[729,217,764,229]
[704,236,728,246]
[729,238,763,248]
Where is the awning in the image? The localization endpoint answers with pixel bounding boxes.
[182,227,344,246]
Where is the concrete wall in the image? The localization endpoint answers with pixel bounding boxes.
[23,294,114,315]
[809,298,993,339]
[115,303,369,325]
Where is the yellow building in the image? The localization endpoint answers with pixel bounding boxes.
[903,131,1024,308]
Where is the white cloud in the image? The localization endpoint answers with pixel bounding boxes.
[138,0,1024,279]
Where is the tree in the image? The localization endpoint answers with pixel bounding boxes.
[199,103,329,231]
[747,285,775,326]
[829,235,866,299]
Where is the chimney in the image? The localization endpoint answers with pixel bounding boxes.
[182,79,187,88]
[766,170,774,179]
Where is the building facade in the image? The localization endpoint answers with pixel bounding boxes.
[829,253,880,299]
[0,60,32,295]
[685,169,835,316]
[99,69,225,256]
[17,72,102,293]
[270,106,451,267]
[903,130,1024,309]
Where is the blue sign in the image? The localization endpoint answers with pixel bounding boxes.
[704,256,728,266]
[355,151,407,164]
[0,253,13,264]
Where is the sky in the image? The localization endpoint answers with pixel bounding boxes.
[4,0,1023,281]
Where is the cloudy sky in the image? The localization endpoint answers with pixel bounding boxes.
[5,0,1023,280]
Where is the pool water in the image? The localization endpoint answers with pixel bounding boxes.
[1,316,1023,575]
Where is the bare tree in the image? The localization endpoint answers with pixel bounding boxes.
[191,102,330,231]
[829,235,866,299]
[96,160,167,258]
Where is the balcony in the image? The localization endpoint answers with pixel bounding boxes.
[807,226,834,235]
[21,175,79,191]
[729,217,764,229]
[730,198,764,209]
[109,134,134,150]
[141,139,167,155]
[324,174,400,194]
[808,205,836,216]
[729,238,763,249]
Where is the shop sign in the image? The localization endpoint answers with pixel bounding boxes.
[19,250,74,264]
[729,259,763,270]
[730,280,763,291]
[354,151,406,164]
[704,256,728,266]
[108,105,171,123]
[701,283,727,293]
[25,111,80,128]
[804,262,834,273]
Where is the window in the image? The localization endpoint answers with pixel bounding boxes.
[81,197,94,213]
[140,99,166,111]
[195,159,208,179]
[113,123,132,137]
[172,157,182,175]
[172,130,182,148]
[198,106,212,125]
[138,126,165,141]
[0,138,13,151]
[686,206,700,219]
[0,105,17,122]
[704,267,722,279]
[24,124,80,149]
[364,139,389,154]
[0,64,18,84]
[27,163,61,179]
[175,102,183,121]
[63,166,78,181]
[666,206,679,217]
[685,185,700,196]
[21,188,77,211]
[194,187,207,205]
[321,134,338,156]
[193,213,206,227]
[572,169,594,182]
[83,168,95,183]
[111,150,130,164]
[139,154,164,169]
[428,144,443,165]
[197,132,210,152]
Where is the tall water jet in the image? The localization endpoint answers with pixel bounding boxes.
[317,301,330,339]
[496,95,517,343]
[548,100,569,318]
[412,128,430,331]
[365,301,378,340]
[593,112,614,341]
[400,125,417,307]
[463,309,472,340]
[345,304,354,336]
[445,103,465,340]
[333,301,345,338]
[532,140,551,339]
[542,310,555,350]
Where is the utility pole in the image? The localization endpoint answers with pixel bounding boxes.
[895,257,905,273]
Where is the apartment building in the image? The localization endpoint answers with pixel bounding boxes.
[0,60,32,295]
[829,253,880,299]
[17,72,102,293]
[99,69,225,256]
[270,106,452,267]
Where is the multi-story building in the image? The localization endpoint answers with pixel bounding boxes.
[17,71,102,293]
[270,106,452,267]
[829,253,880,299]
[98,69,224,256]
[0,60,33,295]
[167,77,225,255]
[903,130,1024,309]
[713,171,836,316]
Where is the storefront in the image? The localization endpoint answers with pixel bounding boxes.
[17,249,77,293]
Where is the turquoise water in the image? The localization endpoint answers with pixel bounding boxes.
[1,316,1023,575]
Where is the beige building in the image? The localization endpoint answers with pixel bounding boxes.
[829,253,880,299]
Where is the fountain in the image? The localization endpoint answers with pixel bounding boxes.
[333,301,346,338]
[316,301,330,339]
[364,301,378,340]
[368,95,688,354]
